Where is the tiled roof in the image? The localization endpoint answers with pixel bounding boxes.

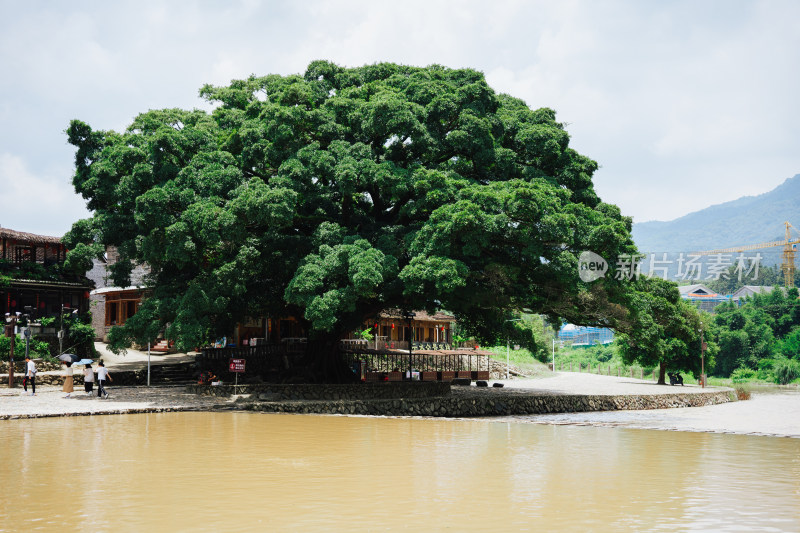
[0,227,62,245]
[377,309,456,322]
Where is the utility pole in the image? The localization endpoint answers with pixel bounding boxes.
[6,315,16,387]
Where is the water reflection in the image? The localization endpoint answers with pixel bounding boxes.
[1,413,798,531]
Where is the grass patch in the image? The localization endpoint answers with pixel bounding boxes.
[485,346,550,376]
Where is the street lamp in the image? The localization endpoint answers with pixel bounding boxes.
[504,318,522,380]
[5,313,18,387]
[59,304,78,355]
[59,304,67,355]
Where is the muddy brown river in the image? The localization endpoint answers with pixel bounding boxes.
[1,409,798,531]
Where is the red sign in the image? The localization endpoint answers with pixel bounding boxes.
[229,358,246,373]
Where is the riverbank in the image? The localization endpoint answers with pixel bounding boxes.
[507,388,800,438]
[1,372,733,420]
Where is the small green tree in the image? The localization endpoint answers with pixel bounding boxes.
[616,277,715,384]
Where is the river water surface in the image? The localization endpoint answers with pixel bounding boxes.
[2,410,799,532]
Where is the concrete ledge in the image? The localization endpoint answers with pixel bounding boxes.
[241,390,734,417]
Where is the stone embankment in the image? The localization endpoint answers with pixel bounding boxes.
[187,382,734,417]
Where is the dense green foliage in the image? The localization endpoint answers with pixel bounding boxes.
[711,287,800,384]
[63,61,697,379]
[0,334,51,361]
[0,259,82,283]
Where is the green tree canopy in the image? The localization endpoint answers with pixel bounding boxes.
[65,61,648,380]
[616,276,715,383]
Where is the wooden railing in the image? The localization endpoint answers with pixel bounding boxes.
[343,352,488,373]
[198,344,288,375]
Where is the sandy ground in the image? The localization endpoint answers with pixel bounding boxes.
[505,390,800,438]
[494,371,714,395]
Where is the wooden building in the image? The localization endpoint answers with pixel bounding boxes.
[353,309,455,346]
[234,310,455,348]
[0,227,92,317]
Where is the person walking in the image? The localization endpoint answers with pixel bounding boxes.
[23,356,36,396]
[96,360,112,399]
[62,362,74,398]
[83,362,94,396]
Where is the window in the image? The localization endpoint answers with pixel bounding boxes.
[126,301,137,320]
[14,246,33,263]
[106,302,118,325]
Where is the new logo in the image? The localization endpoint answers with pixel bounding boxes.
[578,251,608,282]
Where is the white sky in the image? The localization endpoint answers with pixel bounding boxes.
[1,0,798,236]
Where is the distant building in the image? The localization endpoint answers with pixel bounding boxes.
[730,285,788,306]
[0,226,93,317]
[678,284,730,313]
[89,246,149,341]
[558,324,614,346]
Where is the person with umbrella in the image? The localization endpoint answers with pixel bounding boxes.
[62,361,74,398]
[81,360,94,396]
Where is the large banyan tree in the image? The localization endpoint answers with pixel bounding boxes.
[65,61,691,381]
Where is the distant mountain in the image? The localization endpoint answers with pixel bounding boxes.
[632,174,800,255]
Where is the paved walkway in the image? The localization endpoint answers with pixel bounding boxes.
[0,385,232,419]
[92,342,196,370]
[494,372,715,395]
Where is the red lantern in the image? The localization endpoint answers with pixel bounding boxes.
[391,323,395,329]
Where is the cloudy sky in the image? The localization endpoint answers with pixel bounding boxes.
[1,0,798,237]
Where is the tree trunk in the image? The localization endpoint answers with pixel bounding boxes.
[296,333,358,384]
[658,361,667,385]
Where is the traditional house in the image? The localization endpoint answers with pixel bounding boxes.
[730,285,787,306]
[88,246,149,341]
[678,284,730,313]
[0,227,93,317]
[234,310,455,348]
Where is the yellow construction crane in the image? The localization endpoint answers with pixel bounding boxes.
[694,221,799,288]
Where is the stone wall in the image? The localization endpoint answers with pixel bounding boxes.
[187,381,451,401]
[238,389,734,417]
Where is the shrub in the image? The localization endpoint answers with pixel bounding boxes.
[773,358,800,385]
[756,358,776,382]
[0,334,52,360]
[730,367,757,383]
